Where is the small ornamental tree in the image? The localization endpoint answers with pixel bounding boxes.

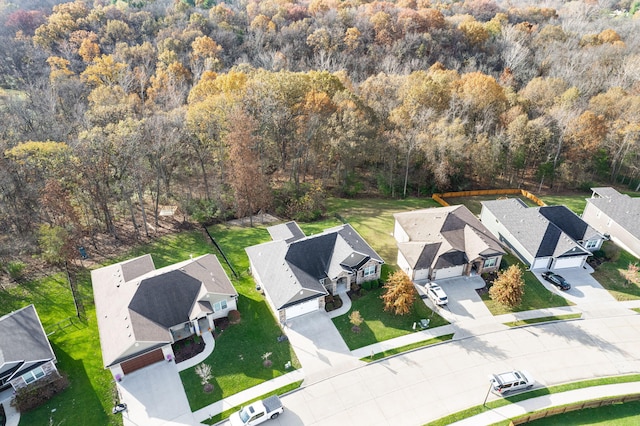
[195,363,213,393]
[489,265,525,308]
[349,310,363,333]
[381,270,416,315]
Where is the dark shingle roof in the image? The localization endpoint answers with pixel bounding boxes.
[481,199,590,260]
[246,223,384,310]
[267,221,306,243]
[0,305,55,366]
[537,205,601,242]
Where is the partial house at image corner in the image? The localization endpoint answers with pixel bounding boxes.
[480,199,604,270]
[393,205,505,281]
[0,305,59,392]
[91,253,237,379]
[581,187,640,259]
[246,222,384,323]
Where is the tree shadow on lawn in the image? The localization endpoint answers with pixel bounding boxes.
[19,342,113,426]
[180,294,300,412]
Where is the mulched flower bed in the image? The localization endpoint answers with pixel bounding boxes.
[173,335,206,363]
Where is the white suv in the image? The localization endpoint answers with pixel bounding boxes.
[426,283,448,306]
[489,370,535,395]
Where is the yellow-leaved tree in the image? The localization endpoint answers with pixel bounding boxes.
[381,271,416,316]
[489,265,525,308]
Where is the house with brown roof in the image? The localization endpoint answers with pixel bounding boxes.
[394,206,505,281]
[91,253,237,379]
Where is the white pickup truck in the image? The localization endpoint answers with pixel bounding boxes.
[229,395,284,426]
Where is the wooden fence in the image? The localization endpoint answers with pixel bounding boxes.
[509,393,640,425]
[432,189,546,208]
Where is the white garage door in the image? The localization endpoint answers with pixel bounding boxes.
[553,256,586,269]
[284,299,319,320]
[413,268,430,281]
[531,257,551,270]
[433,265,464,280]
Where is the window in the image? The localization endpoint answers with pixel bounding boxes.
[22,367,45,384]
[585,240,598,249]
[213,299,228,312]
[483,257,497,268]
[363,265,376,277]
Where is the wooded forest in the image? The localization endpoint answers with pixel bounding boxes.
[0,0,639,262]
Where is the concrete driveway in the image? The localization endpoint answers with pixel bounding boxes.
[118,361,196,426]
[285,311,363,385]
[418,276,493,324]
[534,266,617,306]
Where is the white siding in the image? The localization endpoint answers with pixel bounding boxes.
[397,251,412,278]
[393,220,410,243]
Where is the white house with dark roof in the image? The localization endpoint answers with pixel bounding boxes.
[394,206,505,281]
[0,305,59,391]
[246,222,384,323]
[92,253,237,379]
[582,187,640,259]
[480,199,596,270]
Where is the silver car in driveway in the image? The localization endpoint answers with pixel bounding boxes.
[426,283,448,306]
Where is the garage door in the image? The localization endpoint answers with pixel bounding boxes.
[433,265,464,280]
[121,349,164,374]
[413,268,430,281]
[284,299,319,320]
[531,257,551,270]
[553,256,586,269]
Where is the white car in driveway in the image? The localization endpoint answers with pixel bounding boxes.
[426,283,448,306]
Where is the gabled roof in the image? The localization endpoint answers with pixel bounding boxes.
[588,187,640,239]
[394,205,505,270]
[267,221,306,243]
[0,305,56,368]
[246,223,384,310]
[92,254,236,368]
[481,199,590,259]
[537,205,602,242]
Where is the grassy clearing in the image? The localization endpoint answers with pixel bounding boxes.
[201,381,303,425]
[361,334,455,362]
[540,193,591,214]
[592,242,640,301]
[332,286,449,351]
[442,195,538,215]
[427,374,640,426]
[0,272,117,426]
[480,255,572,315]
[503,314,582,327]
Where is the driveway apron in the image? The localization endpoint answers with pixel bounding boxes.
[285,311,363,385]
[118,360,196,426]
[535,267,617,306]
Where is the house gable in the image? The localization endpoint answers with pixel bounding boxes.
[588,187,640,239]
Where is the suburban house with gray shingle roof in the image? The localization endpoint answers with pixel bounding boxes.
[0,305,59,391]
[582,187,640,259]
[246,222,384,323]
[394,206,505,281]
[480,199,599,270]
[92,253,237,379]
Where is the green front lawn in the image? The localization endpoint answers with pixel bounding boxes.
[481,255,572,315]
[362,334,455,362]
[524,400,640,426]
[332,286,449,351]
[1,273,117,426]
[592,242,640,301]
[503,314,582,327]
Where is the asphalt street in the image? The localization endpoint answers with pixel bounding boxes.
[272,310,640,426]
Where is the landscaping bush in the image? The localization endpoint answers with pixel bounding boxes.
[361,280,372,291]
[6,260,26,281]
[603,243,621,262]
[12,373,69,412]
[228,310,241,325]
[593,249,606,259]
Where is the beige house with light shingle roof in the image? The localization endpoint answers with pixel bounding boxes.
[394,206,505,281]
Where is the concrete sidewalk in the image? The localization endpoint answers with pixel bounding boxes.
[451,381,640,426]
